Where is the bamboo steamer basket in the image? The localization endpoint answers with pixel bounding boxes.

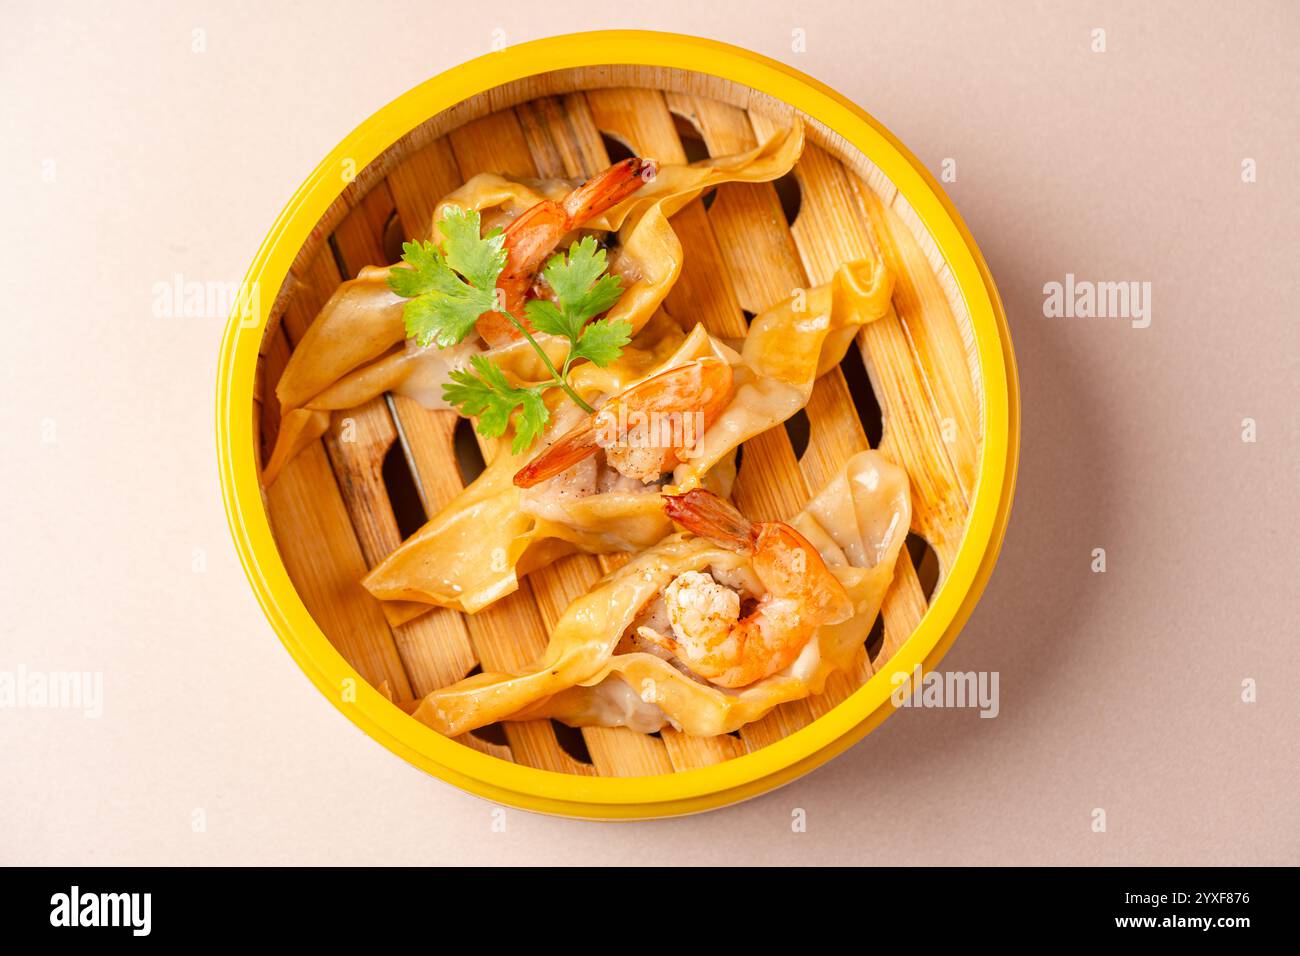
[216,31,1019,818]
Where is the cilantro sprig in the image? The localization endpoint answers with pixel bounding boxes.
[387,206,631,453]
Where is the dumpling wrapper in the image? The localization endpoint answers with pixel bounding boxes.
[361,255,893,619]
[408,449,911,738]
[360,319,734,620]
[261,121,805,484]
[669,256,894,490]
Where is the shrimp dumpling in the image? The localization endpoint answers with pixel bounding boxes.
[404,450,911,738]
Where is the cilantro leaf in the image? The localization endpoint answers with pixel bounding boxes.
[539,237,625,326]
[442,356,521,435]
[541,236,606,302]
[386,207,507,348]
[523,298,582,341]
[442,355,549,454]
[570,317,633,367]
[437,205,507,292]
[386,241,449,298]
[400,278,497,348]
[572,272,625,323]
[392,214,632,454]
[512,390,549,454]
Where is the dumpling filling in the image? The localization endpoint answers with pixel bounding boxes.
[630,566,765,685]
[639,570,741,664]
[518,448,664,523]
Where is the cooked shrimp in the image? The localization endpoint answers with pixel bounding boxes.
[476,157,649,347]
[637,489,854,688]
[513,357,733,488]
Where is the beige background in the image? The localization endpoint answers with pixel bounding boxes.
[2,0,1297,865]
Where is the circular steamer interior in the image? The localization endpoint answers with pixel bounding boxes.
[253,65,984,777]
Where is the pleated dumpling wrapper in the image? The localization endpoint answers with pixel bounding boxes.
[408,449,912,738]
[361,256,894,619]
[261,121,805,485]
[361,316,735,621]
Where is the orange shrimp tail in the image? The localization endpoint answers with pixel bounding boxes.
[513,417,600,488]
[502,201,569,279]
[562,158,648,225]
[476,201,570,346]
[663,489,755,553]
[475,159,646,347]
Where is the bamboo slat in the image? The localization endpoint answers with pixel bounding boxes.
[854,182,981,494]
[253,69,984,779]
[262,249,411,699]
[587,87,771,766]
[515,94,679,777]
[662,91,823,746]
[403,107,613,775]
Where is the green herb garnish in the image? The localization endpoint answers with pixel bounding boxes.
[387,207,631,453]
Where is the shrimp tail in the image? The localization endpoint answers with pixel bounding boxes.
[476,159,648,347]
[477,201,570,343]
[663,489,755,553]
[501,201,569,278]
[513,416,601,488]
[562,157,649,225]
